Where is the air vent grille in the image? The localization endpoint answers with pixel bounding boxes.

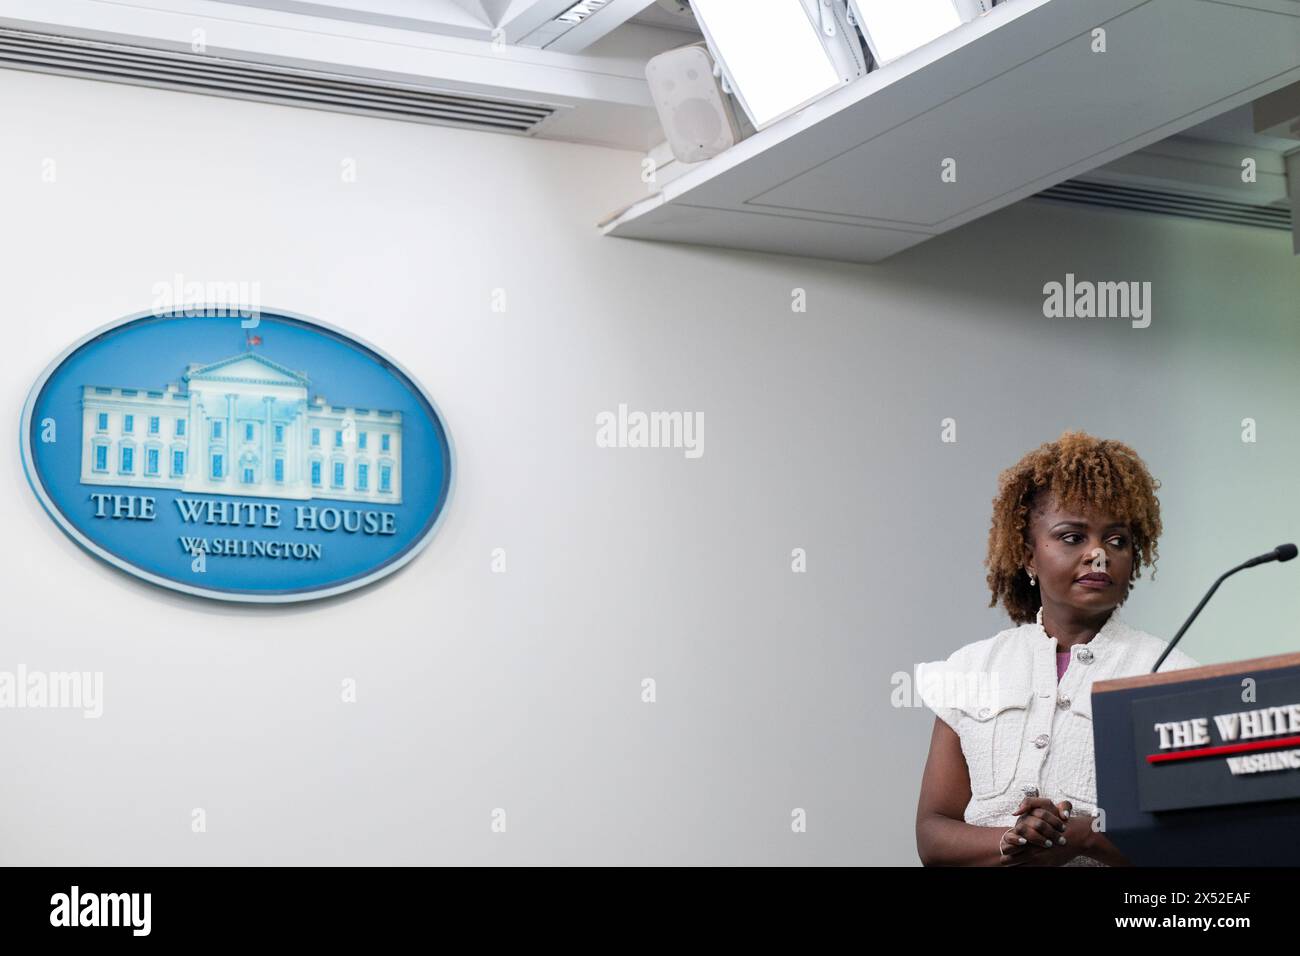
[1034,179,1292,232]
[0,28,559,134]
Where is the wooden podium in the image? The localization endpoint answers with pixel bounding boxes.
[1091,652,1300,866]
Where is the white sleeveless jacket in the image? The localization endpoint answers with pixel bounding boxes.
[917,608,1199,866]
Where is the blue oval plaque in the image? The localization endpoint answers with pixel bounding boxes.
[20,309,454,602]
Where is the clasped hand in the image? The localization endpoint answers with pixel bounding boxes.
[998,796,1092,866]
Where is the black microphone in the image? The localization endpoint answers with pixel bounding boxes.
[1240,543,1298,568]
[1151,543,1297,673]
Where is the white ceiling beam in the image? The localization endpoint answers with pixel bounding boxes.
[447,0,491,24]
[496,0,574,43]
[479,0,522,23]
[0,0,654,106]
[541,0,657,54]
[209,0,495,40]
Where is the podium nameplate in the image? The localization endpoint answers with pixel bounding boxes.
[1131,670,1300,812]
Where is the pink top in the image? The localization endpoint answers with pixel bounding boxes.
[1056,650,1071,682]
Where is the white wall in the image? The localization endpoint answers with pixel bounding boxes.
[2,68,1298,865]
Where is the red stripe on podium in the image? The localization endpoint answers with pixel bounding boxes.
[1147,733,1300,764]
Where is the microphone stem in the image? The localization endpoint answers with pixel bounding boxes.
[1150,560,1253,673]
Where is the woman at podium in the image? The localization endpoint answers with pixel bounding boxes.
[915,430,1199,866]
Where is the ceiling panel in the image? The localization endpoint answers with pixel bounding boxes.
[753,0,1300,228]
[604,0,1300,262]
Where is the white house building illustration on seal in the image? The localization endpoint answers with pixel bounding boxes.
[79,351,403,504]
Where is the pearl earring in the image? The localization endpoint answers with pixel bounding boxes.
[1027,570,1036,586]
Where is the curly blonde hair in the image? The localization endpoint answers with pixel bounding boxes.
[985,430,1162,624]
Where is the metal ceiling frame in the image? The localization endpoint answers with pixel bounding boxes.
[207,0,659,48]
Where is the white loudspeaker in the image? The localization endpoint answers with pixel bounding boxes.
[645,42,745,164]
